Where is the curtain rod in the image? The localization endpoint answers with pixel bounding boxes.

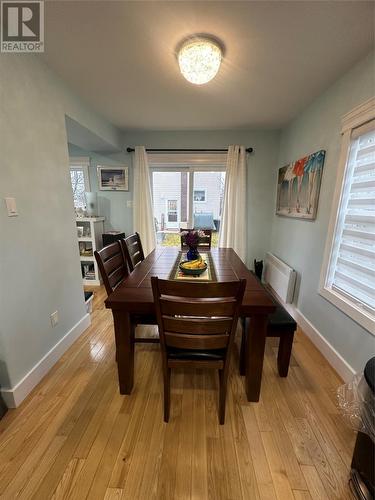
[126,147,254,154]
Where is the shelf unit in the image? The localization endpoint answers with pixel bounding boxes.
[76,217,105,286]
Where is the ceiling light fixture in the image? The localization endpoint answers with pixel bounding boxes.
[177,36,223,85]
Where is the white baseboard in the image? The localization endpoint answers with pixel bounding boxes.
[282,302,356,382]
[1,314,91,408]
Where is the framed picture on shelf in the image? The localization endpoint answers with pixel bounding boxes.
[97,165,129,191]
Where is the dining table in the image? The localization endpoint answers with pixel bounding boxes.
[105,246,276,402]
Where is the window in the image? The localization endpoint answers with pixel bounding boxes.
[70,157,90,209]
[193,189,207,202]
[149,153,226,247]
[320,99,375,334]
[167,199,178,224]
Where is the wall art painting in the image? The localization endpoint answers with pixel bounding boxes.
[276,150,326,220]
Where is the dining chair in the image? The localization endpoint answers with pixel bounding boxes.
[94,241,128,296]
[122,232,145,271]
[180,228,212,251]
[151,277,246,424]
[95,241,157,347]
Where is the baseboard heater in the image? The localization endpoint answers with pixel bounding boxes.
[264,252,297,304]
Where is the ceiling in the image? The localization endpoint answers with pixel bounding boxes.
[42,1,374,131]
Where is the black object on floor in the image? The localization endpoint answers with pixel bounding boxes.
[350,357,374,500]
[84,291,93,302]
[253,259,263,280]
[0,387,7,419]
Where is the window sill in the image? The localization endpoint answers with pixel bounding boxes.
[319,286,375,335]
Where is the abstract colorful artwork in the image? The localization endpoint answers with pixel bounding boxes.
[276,150,326,220]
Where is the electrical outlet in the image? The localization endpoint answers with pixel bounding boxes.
[126,200,133,208]
[50,311,59,327]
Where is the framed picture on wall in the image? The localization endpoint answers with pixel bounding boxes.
[97,166,129,191]
[276,150,326,220]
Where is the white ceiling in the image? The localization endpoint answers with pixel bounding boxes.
[42,1,374,131]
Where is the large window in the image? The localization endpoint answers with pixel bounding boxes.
[70,157,90,209]
[320,99,375,334]
[149,153,226,247]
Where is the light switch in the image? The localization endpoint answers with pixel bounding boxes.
[5,197,18,217]
[127,200,133,208]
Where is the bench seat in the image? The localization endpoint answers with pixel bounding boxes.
[241,305,297,377]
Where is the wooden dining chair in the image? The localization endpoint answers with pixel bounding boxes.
[122,232,145,272]
[95,241,157,346]
[94,241,128,296]
[151,277,246,424]
[180,228,212,251]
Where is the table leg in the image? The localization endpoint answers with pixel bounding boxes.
[112,310,135,395]
[239,319,247,376]
[245,314,268,402]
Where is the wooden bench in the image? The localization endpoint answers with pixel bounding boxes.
[240,305,297,378]
[240,260,297,377]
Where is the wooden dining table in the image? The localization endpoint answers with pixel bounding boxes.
[105,246,276,402]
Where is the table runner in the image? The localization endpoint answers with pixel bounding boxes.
[168,252,217,282]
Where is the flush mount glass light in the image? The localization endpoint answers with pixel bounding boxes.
[178,37,222,85]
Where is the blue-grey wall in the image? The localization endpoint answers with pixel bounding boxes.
[0,54,122,394]
[269,51,375,372]
[123,129,280,266]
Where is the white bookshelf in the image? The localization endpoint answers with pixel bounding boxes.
[76,217,105,286]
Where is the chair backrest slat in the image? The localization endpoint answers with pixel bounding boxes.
[108,265,127,291]
[164,332,229,350]
[156,280,240,298]
[94,241,128,296]
[163,317,233,335]
[151,278,246,354]
[122,232,145,271]
[159,298,237,317]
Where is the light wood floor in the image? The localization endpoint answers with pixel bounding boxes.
[0,286,356,499]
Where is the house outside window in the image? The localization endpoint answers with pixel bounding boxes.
[319,98,375,334]
[149,153,226,245]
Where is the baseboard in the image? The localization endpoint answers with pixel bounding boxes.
[1,314,91,408]
[283,302,356,382]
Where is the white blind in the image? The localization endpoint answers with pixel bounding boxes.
[329,121,375,314]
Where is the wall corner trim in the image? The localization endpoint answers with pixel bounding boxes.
[1,314,91,408]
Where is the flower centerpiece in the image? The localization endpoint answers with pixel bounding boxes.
[181,229,206,261]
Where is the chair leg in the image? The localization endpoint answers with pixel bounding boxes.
[277,330,295,377]
[239,321,247,376]
[218,369,227,425]
[163,367,171,423]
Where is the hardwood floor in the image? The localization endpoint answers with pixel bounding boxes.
[0,286,355,499]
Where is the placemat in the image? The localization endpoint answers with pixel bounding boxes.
[168,252,217,282]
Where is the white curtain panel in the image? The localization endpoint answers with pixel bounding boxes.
[133,146,156,256]
[219,145,247,261]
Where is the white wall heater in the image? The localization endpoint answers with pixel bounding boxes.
[263,252,297,304]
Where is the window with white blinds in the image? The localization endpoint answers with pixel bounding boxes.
[328,121,375,314]
[320,105,375,334]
